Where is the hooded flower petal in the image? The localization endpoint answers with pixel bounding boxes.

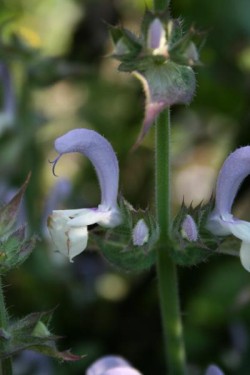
[205,364,224,375]
[48,129,122,261]
[86,356,142,375]
[53,128,119,211]
[207,146,250,271]
[104,369,142,375]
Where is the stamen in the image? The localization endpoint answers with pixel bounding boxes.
[49,155,61,177]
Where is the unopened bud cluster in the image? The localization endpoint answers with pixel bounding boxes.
[110,10,201,144]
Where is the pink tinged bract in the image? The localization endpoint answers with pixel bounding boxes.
[133,63,195,148]
[206,146,250,271]
[48,129,122,262]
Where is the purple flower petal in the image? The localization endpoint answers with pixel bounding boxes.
[207,146,250,271]
[104,369,142,375]
[86,356,142,375]
[212,147,250,217]
[205,364,224,375]
[53,128,119,210]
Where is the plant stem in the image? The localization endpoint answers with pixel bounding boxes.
[0,277,12,375]
[155,109,186,375]
[153,0,170,11]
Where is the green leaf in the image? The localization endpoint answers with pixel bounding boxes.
[0,229,38,274]
[0,173,30,237]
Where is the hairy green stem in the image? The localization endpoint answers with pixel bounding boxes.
[0,277,12,375]
[154,0,170,11]
[155,109,186,375]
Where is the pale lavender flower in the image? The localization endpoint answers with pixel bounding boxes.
[206,147,250,271]
[0,62,15,134]
[205,364,224,375]
[47,129,122,262]
[181,214,198,242]
[132,219,149,246]
[86,355,142,375]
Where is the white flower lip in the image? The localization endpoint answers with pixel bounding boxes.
[206,146,250,271]
[48,129,122,261]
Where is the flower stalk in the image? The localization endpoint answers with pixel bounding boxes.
[154,0,170,11]
[155,109,186,375]
[0,276,12,375]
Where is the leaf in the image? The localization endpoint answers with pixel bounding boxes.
[0,173,30,237]
[0,231,38,273]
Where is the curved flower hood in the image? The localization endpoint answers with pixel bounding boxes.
[205,364,224,375]
[48,128,122,262]
[207,146,250,271]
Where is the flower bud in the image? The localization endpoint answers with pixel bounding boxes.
[132,219,149,246]
[181,214,198,242]
[147,19,166,54]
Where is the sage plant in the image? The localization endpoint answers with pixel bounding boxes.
[0,0,246,374]
[45,1,241,375]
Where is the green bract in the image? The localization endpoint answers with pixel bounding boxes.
[94,198,159,272]
[0,310,83,361]
[171,199,223,266]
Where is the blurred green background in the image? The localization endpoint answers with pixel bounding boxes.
[1,0,250,374]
